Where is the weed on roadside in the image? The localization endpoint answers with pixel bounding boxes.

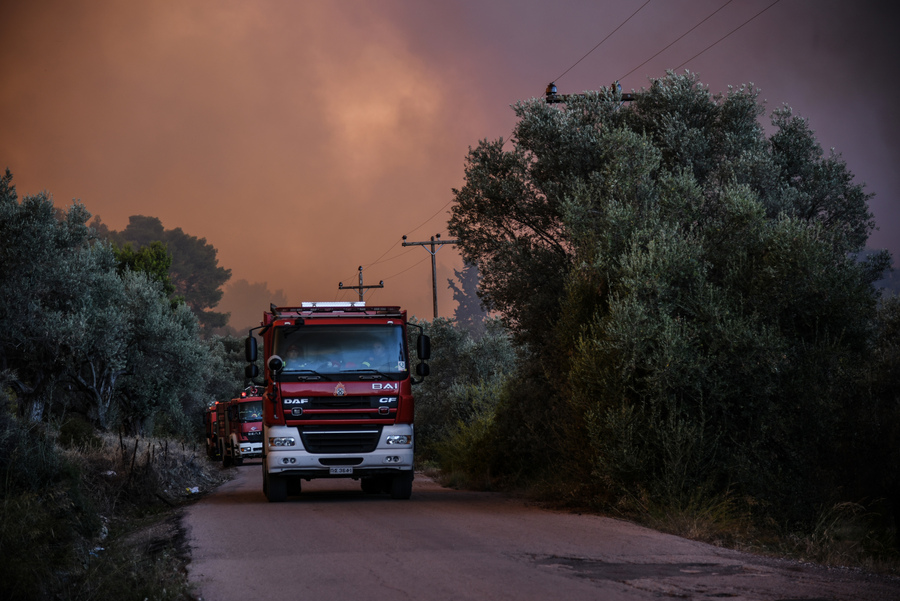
[1,421,231,601]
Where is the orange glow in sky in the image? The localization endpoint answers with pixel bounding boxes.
[2,1,897,329]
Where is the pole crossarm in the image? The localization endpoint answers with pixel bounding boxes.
[338,266,384,302]
[545,81,634,104]
[402,234,459,319]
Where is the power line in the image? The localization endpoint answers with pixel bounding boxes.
[368,248,415,266]
[674,0,783,71]
[618,0,735,82]
[382,255,430,281]
[362,238,403,270]
[362,199,454,271]
[404,200,453,239]
[553,0,652,83]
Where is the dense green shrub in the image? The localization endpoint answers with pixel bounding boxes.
[0,396,100,600]
[411,318,514,474]
[59,414,103,449]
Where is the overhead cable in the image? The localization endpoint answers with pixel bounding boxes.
[674,0,783,71]
[553,0,652,83]
[405,200,453,239]
[618,0,735,82]
[382,255,431,281]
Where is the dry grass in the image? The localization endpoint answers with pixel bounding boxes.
[630,494,899,576]
[1,427,232,601]
[63,432,229,512]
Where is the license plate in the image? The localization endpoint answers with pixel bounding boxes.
[329,467,353,475]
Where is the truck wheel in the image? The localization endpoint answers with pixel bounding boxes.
[390,472,413,500]
[222,443,233,467]
[287,478,302,496]
[361,477,381,494]
[266,474,287,502]
[234,455,243,466]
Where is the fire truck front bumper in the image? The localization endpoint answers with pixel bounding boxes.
[265,424,414,477]
[236,442,263,459]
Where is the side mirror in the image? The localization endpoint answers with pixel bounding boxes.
[417,334,431,361]
[415,362,430,377]
[268,355,284,375]
[245,336,257,362]
[245,364,259,379]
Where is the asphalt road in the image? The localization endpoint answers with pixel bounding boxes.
[184,462,900,600]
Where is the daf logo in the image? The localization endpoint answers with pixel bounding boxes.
[372,383,398,391]
[283,398,309,405]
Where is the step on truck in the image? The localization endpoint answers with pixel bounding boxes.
[203,402,219,459]
[244,302,431,501]
[216,387,264,466]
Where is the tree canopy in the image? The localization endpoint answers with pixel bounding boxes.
[101,215,232,333]
[448,72,894,525]
[0,170,235,433]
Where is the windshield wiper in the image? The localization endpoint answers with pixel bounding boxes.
[340,368,393,380]
[290,369,329,381]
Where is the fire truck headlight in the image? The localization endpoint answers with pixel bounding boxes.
[269,437,296,447]
[385,435,411,445]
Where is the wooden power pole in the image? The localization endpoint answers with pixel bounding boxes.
[402,234,458,320]
[338,266,383,302]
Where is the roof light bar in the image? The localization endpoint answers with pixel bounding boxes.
[301,301,366,308]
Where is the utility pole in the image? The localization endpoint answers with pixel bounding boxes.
[338,266,383,302]
[402,234,458,320]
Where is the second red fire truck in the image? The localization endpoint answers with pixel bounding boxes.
[216,387,264,466]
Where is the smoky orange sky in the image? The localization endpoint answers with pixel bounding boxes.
[2,0,898,331]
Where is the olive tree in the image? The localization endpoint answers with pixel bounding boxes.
[449,72,891,524]
[0,170,228,435]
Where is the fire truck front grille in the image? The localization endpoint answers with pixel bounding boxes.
[282,396,398,421]
[300,428,382,454]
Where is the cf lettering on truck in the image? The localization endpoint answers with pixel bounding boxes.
[244,302,431,502]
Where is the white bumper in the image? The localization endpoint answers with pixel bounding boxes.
[265,423,414,476]
[236,442,263,457]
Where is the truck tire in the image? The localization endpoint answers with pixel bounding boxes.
[222,442,233,467]
[266,473,287,502]
[390,472,413,500]
[361,477,382,494]
[233,455,244,466]
[287,478,302,496]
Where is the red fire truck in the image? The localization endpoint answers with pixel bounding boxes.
[216,387,264,466]
[244,302,430,501]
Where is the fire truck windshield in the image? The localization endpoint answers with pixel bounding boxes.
[274,325,407,376]
[239,401,262,421]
